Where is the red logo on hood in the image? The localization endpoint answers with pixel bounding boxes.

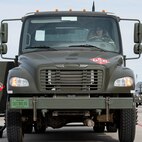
[90,57,109,65]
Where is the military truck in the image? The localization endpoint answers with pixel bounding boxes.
[0,8,142,142]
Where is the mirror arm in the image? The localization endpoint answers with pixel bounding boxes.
[0,53,15,60]
[124,53,141,64]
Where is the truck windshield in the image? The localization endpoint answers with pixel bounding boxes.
[21,15,121,53]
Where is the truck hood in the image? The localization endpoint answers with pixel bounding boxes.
[19,51,123,71]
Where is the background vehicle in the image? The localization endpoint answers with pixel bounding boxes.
[0,62,14,137]
[0,8,142,142]
[135,82,142,106]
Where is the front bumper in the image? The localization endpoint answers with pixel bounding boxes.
[9,97,134,110]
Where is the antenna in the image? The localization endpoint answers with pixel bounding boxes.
[92,1,95,12]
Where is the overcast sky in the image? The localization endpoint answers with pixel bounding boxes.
[0,0,142,83]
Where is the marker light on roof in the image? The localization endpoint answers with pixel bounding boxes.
[90,57,109,65]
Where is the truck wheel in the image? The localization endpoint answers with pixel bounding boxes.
[118,109,136,142]
[0,126,3,138]
[93,122,105,133]
[6,110,23,142]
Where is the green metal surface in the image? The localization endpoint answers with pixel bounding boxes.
[10,97,134,109]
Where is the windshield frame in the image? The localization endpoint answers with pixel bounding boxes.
[19,13,123,54]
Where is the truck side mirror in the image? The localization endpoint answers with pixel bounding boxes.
[0,23,8,43]
[0,43,7,54]
[134,23,142,43]
[134,43,142,54]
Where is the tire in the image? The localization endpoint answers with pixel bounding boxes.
[0,126,3,138]
[118,109,136,142]
[6,110,23,142]
[93,122,105,133]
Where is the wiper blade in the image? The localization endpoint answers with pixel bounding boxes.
[69,44,105,51]
[25,46,57,51]
[69,44,95,47]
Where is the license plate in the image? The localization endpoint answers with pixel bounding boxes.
[10,99,30,109]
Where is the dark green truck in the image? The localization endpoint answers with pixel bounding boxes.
[0,10,142,142]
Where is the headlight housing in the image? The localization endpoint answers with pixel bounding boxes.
[114,77,133,87]
[10,77,29,87]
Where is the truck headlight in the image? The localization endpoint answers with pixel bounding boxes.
[10,77,29,87]
[114,77,133,87]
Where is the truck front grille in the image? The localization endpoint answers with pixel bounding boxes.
[40,69,103,92]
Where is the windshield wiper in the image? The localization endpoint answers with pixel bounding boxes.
[25,46,57,51]
[69,44,105,51]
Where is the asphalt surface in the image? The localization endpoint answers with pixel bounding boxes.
[1,106,142,142]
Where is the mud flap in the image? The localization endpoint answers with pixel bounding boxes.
[0,61,14,113]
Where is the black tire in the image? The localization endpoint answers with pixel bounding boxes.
[0,126,3,138]
[93,122,105,133]
[118,109,136,142]
[0,125,6,138]
[6,110,23,142]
